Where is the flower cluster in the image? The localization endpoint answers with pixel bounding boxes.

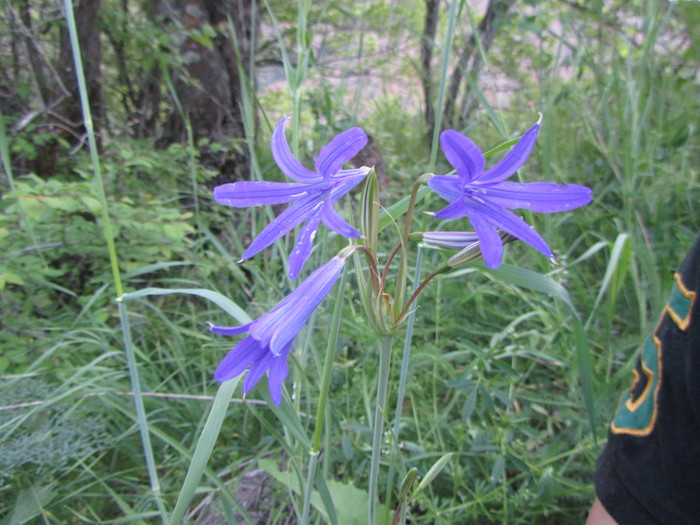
[210,116,592,403]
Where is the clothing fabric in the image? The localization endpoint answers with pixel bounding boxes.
[594,234,700,524]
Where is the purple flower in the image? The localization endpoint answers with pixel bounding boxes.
[210,254,348,405]
[214,117,369,280]
[428,120,592,269]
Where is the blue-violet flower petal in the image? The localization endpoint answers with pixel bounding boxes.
[429,120,592,268]
[210,254,347,405]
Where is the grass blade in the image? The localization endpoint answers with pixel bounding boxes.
[120,287,251,325]
[169,377,242,525]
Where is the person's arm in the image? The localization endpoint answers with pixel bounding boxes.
[586,498,619,525]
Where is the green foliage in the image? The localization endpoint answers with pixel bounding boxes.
[1,0,699,524]
[1,172,194,311]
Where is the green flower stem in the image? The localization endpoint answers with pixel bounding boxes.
[384,247,424,519]
[401,180,426,247]
[368,335,394,525]
[64,0,123,298]
[117,300,168,523]
[64,2,163,519]
[381,243,402,286]
[397,264,450,323]
[355,244,382,295]
[300,267,347,523]
[311,267,347,452]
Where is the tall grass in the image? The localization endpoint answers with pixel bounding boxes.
[1,1,698,524]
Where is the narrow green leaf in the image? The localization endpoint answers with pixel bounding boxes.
[572,315,596,439]
[476,263,576,312]
[489,455,506,485]
[169,377,241,525]
[123,261,192,279]
[483,136,521,158]
[314,468,339,525]
[428,0,460,170]
[119,287,250,325]
[415,453,453,495]
[585,233,631,328]
[398,468,419,501]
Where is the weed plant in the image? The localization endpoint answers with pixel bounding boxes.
[1,1,698,524]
